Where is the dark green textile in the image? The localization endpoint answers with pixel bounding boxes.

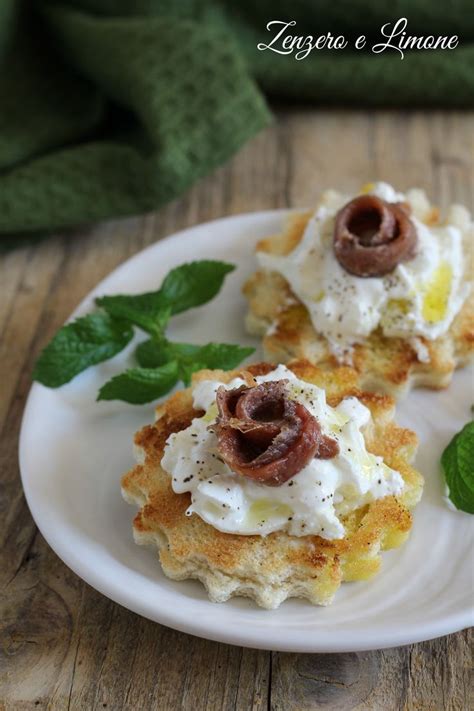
[1,1,473,238]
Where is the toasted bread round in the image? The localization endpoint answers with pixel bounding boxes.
[122,361,423,609]
[243,207,473,398]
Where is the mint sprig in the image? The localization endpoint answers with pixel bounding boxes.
[33,260,255,404]
[441,421,474,514]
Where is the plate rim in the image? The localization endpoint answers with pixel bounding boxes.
[19,209,474,653]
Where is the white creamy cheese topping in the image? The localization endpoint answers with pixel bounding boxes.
[161,365,404,539]
[258,182,471,361]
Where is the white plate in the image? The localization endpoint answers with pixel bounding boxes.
[20,211,474,653]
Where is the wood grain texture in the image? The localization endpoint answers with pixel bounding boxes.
[0,109,472,710]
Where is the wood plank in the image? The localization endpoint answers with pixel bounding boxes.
[270,630,472,711]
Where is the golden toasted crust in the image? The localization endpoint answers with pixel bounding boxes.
[243,211,474,398]
[122,361,423,609]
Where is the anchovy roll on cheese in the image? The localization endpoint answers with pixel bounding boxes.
[213,378,339,486]
[122,361,423,609]
[244,182,473,397]
[333,194,417,277]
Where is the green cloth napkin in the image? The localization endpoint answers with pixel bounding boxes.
[1,1,473,239]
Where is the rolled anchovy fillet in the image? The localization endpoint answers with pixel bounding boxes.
[333,194,417,277]
[214,380,339,486]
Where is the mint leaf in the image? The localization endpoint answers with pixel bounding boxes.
[135,339,255,385]
[96,293,171,336]
[135,338,174,368]
[33,313,134,388]
[174,342,255,385]
[160,261,235,315]
[135,339,201,370]
[97,362,179,404]
[441,421,474,514]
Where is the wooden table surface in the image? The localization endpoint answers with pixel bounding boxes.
[1,109,472,710]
